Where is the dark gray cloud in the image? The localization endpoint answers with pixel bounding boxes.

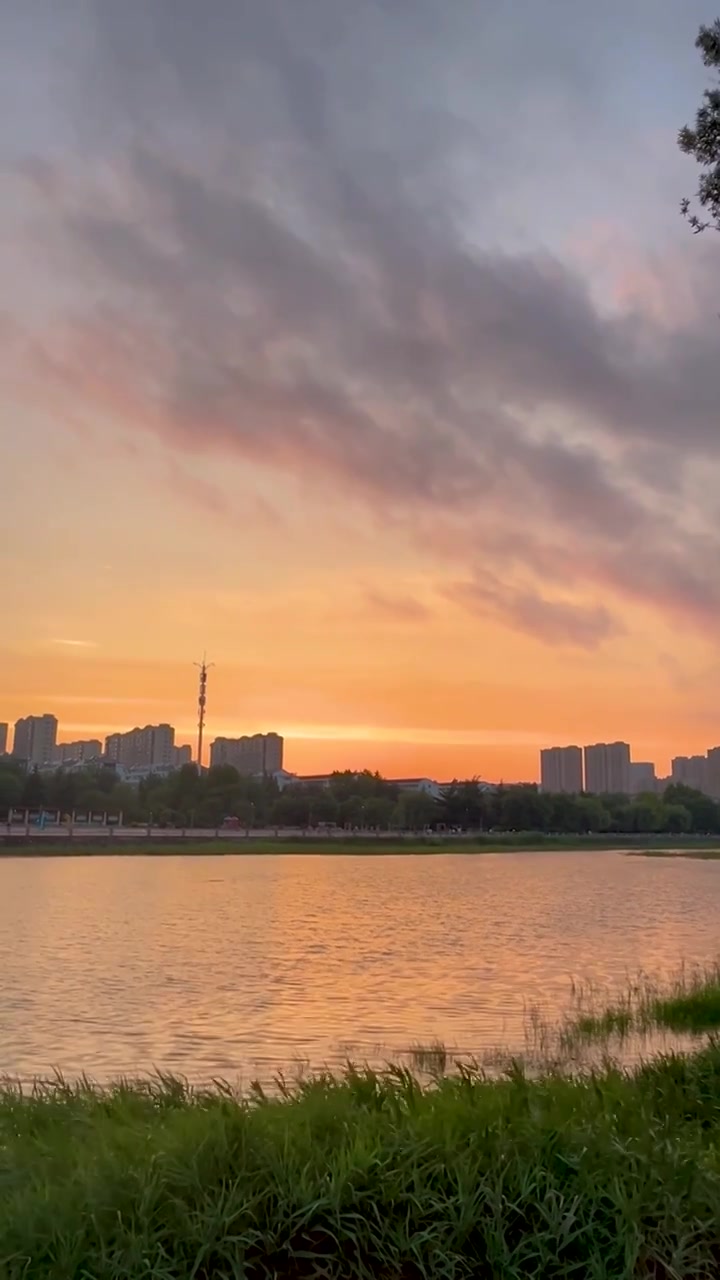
[444,575,625,650]
[3,0,719,646]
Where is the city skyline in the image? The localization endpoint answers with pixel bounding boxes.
[541,740,720,799]
[1,709,284,774]
[2,702,718,790]
[2,2,720,784]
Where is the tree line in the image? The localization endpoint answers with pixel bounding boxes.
[1,761,719,834]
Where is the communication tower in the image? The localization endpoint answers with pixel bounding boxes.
[194,656,213,770]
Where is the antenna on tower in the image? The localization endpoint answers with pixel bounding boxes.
[194,655,214,771]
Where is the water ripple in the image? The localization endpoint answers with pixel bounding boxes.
[0,851,718,1083]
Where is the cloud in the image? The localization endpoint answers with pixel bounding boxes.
[49,638,98,649]
[445,575,624,650]
[364,591,432,623]
[38,695,166,706]
[3,0,720,646]
[164,459,282,533]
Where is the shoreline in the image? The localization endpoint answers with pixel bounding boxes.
[1,834,720,857]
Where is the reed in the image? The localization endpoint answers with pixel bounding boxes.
[560,961,720,1046]
[3,1045,720,1277]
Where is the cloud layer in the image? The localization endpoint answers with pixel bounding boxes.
[4,0,719,647]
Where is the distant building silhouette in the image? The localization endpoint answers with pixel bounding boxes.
[671,755,707,793]
[628,761,657,795]
[56,739,103,764]
[13,714,58,765]
[104,724,176,769]
[706,747,720,800]
[210,732,284,775]
[539,746,583,794]
[583,742,631,795]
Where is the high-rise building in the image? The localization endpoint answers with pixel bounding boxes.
[706,747,720,800]
[607,742,632,794]
[173,744,193,767]
[0,723,8,755]
[150,724,175,768]
[262,733,284,774]
[210,732,284,775]
[583,742,631,794]
[113,726,153,767]
[628,762,657,795]
[12,714,58,766]
[103,724,176,769]
[539,746,583,793]
[583,744,604,795]
[56,739,103,764]
[671,755,707,793]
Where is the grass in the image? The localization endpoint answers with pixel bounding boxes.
[0,836,476,858]
[5,1051,720,1278]
[650,981,720,1032]
[407,1040,449,1075]
[571,1006,634,1041]
[3,833,720,857]
[629,847,720,861]
[559,963,720,1048]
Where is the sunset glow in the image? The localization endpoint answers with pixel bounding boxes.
[2,0,719,782]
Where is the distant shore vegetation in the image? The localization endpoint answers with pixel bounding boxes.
[2,758,720,837]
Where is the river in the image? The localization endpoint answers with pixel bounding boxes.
[1,850,718,1084]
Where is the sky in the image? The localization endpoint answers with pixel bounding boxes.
[1,0,719,782]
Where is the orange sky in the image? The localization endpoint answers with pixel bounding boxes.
[2,1,719,784]
[0,635,717,781]
[2,314,718,783]
[1,436,717,782]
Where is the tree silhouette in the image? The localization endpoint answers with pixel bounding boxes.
[679,20,720,232]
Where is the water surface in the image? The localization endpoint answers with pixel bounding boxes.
[0,851,718,1083]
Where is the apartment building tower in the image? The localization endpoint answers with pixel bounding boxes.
[583,741,631,795]
[210,732,284,775]
[706,747,720,800]
[671,755,708,793]
[104,724,176,770]
[0,723,7,755]
[56,739,103,764]
[628,761,657,795]
[12,714,58,766]
[539,746,583,793]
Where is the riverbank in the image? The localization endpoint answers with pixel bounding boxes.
[2,832,720,856]
[629,847,720,861]
[2,1042,720,1278]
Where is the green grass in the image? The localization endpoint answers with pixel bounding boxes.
[3,833,720,857]
[5,1051,720,1278]
[0,837,464,857]
[407,1040,449,1075]
[559,963,720,1047]
[571,1006,634,1041]
[629,847,720,861]
[650,983,720,1032]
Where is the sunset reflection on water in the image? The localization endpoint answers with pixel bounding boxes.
[0,851,718,1085]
